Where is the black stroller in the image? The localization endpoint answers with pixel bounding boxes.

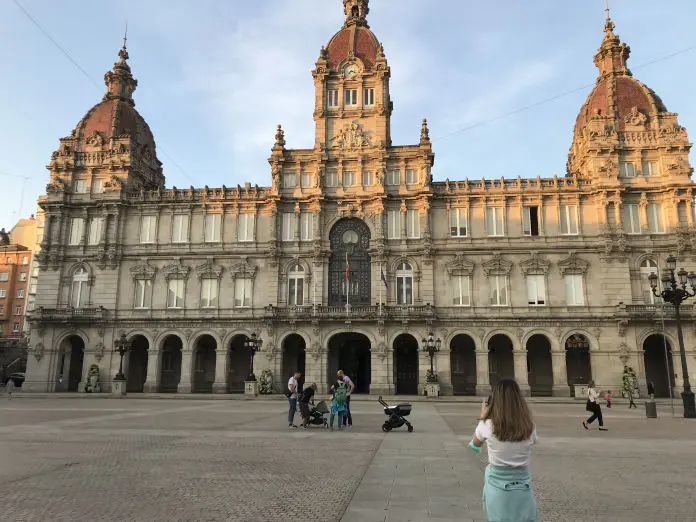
[306,400,329,428]
[378,396,414,432]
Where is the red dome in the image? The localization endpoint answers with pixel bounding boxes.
[77,98,156,152]
[326,26,380,71]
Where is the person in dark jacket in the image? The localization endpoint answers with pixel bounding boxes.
[299,383,317,428]
[647,381,655,401]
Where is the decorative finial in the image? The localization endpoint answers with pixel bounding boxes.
[420,119,430,145]
[603,0,615,36]
[274,124,286,149]
[343,0,369,28]
[119,22,129,61]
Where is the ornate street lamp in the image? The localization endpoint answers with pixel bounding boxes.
[244,332,263,382]
[648,255,696,418]
[421,331,442,383]
[113,333,132,381]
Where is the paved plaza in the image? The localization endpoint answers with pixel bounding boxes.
[0,396,695,521]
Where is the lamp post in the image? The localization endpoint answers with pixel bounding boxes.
[113,332,132,381]
[421,331,442,383]
[244,332,263,382]
[648,255,696,418]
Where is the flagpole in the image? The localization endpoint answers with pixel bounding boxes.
[379,263,382,307]
[346,252,350,308]
[313,270,317,316]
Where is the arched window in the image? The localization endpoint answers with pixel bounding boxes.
[71,268,89,308]
[640,259,659,304]
[288,264,305,306]
[395,262,413,305]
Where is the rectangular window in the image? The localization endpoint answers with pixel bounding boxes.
[29,282,37,294]
[362,171,373,186]
[234,279,252,308]
[282,212,294,242]
[134,280,152,309]
[564,274,585,306]
[283,173,296,189]
[200,278,218,308]
[642,160,658,176]
[328,89,339,108]
[0,288,5,297]
[0,304,3,313]
[88,217,103,245]
[344,89,358,106]
[12,322,19,332]
[486,207,505,237]
[22,256,28,265]
[453,276,471,306]
[620,161,637,178]
[526,274,546,306]
[172,214,189,243]
[74,179,88,193]
[166,279,185,309]
[450,208,467,237]
[387,169,401,185]
[17,289,24,299]
[301,172,312,189]
[0,272,7,282]
[387,210,401,239]
[19,272,26,282]
[69,218,85,245]
[489,275,508,306]
[623,204,641,234]
[396,276,413,305]
[343,171,356,187]
[140,216,156,244]
[300,213,313,241]
[405,169,417,185]
[14,305,21,315]
[406,209,420,238]
[288,278,304,306]
[363,87,375,106]
[237,213,255,242]
[92,179,104,194]
[523,206,540,236]
[560,205,579,235]
[326,169,338,187]
[647,203,665,234]
[204,214,221,243]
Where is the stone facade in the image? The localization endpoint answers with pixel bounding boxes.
[25,4,696,397]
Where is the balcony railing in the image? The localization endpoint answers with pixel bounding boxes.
[31,306,107,323]
[621,303,693,319]
[269,304,435,320]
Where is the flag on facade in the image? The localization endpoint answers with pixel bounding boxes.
[380,266,388,289]
[345,252,350,281]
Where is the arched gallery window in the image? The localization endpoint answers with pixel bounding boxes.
[395,262,413,305]
[288,264,305,306]
[71,268,89,308]
[640,259,659,304]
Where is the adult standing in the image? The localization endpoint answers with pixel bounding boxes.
[647,381,655,401]
[287,371,301,428]
[299,383,317,428]
[469,379,539,522]
[583,381,608,431]
[337,370,355,428]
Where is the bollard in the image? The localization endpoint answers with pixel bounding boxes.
[645,400,657,418]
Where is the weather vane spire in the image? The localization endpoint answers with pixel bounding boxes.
[118,21,129,61]
[603,0,615,36]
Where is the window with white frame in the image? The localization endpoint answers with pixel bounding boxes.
[88,216,103,245]
[622,204,641,234]
[387,210,401,239]
[0,272,7,282]
[288,265,305,306]
[71,268,89,308]
[450,208,467,237]
[326,169,338,187]
[205,214,221,243]
[283,173,296,189]
[405,169,417,185]
[172,214,189,243]
[92,179,104,194]
[73,179,88,193]
[167,279,185,309]
[68,218,84,245]
[0,289,5,298]
[452,276,471,306]
[234,278,252,308]
[140,215,157,244]
[620,161,637,178]
[328,89,339,108]
[486,207,504,237]
[640,259,659,304]
[12,322,19,332]
[0,304,3,313]
[344,89,358,106]
[406,209,420,238]
[134,279,152,309]
[22,256,29,265]
[237,213,255,242]
[343,171,357,187]
[200,278,218,308]
[17,288,24,299]
[14,305,21,315]
[301,172,312,189]
[642,160,658,176]
[560,204,579,235]
[387,169,401,185]
[362,171,373,186]
[489,275,508,306]
[395,262,413,305]
[300,213,313,241]
[564,274,585,306]
[363,87,375,106]
[281,212,294,242]
[647,203,665,234]
[523,206,540,236]
[19,272,26,282]
[526,274,546,306]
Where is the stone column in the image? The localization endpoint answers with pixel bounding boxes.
[513,349,530,395]
[213,348,228,394]
[143,349,160,393]
[178,350,193,394]
[437,348,453,396]
[475,349,490,396]
[370,351,391,396]
[551,351,569,397]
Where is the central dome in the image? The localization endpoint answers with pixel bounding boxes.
[326,26,380,71]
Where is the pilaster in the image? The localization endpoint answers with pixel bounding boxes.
[213,348,228,393]
[143,349,160,393]
[475,349,490,396]
[178,350,193,394]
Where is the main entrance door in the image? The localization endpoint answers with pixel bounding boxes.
[450,334,477,395]
[327,333,371,393]
[394,334,419,395]
[328,218,371,306]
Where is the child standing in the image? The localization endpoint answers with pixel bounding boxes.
[606,390,612,408]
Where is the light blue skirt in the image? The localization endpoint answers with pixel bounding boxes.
[482,465,538,522]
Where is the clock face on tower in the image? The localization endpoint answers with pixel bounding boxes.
[343,64,359,80]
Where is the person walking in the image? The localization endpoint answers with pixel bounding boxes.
[287,371,301,428]
[337,370,355,428]
[468,379,539,522]
[5,377,15,399]
[299,382,317,428]
[627,389,637,409]
[605,390,612,408]
[583,381,608,431]
[329,377,348,430]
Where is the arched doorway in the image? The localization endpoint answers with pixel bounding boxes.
[643,334,675,398]
[327,333,371,393]
[488,334,514,387]
[228,334,251,393]
[282,334,306,390]
[450,334,476,395]
[126,335,149,393]
[159,335,183,393]
[329,218,371,306]
[526,335,553,397]
[565,334,591,396]
[57,335,85,392]
[394,334,418,395]
[192,335,216,393]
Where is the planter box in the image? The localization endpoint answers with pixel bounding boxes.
[425,383,440,397]
[112,379,127,397]
[245,380,259,397]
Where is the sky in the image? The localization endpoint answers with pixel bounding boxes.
[0,0,695,231]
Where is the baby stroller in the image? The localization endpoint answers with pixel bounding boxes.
[306,400,329,428]
[378,396,414,432]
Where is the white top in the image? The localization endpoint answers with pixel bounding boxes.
[474,419,538,468]
[588,387,600,403]
[288,377,298,399]
[342,375,354,396]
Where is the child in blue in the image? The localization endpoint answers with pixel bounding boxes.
[329,378,348,430]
